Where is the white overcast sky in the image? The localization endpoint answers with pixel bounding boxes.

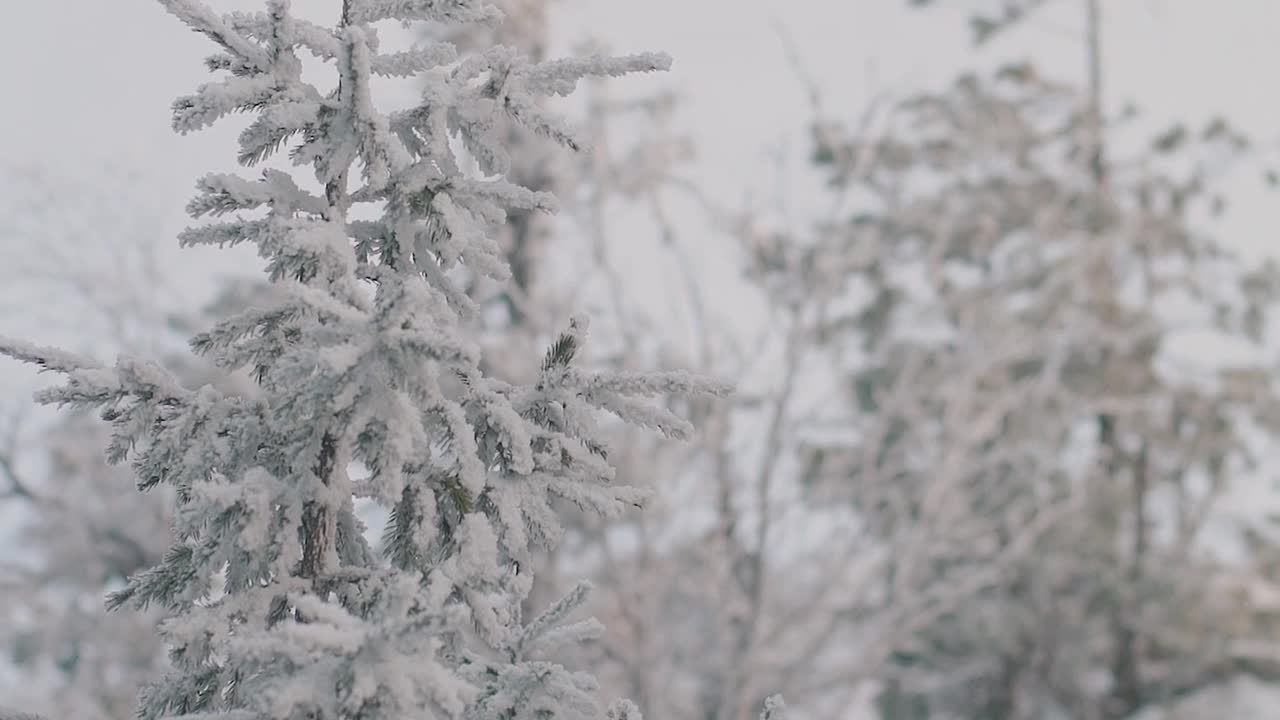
[5,0,1280,242]
[4,0,1280,370]
[1,0,1277,277]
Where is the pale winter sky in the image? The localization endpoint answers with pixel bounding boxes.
[5,0,1280,324]
[4,0,1280,533]
[2,1,1278,292]
[6,0,1280,248]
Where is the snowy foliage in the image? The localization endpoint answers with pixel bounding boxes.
[805,61,1280,719]
[0,410,170,718]
[0,2,733,718]
[0,276,279,719]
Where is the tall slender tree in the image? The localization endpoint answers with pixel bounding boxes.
[0,1,738,718]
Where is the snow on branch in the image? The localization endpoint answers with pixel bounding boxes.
[346,0,504,26]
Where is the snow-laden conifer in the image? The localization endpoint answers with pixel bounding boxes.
[0,2,729,718]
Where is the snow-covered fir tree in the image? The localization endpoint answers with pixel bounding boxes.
[0,1,748,717]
